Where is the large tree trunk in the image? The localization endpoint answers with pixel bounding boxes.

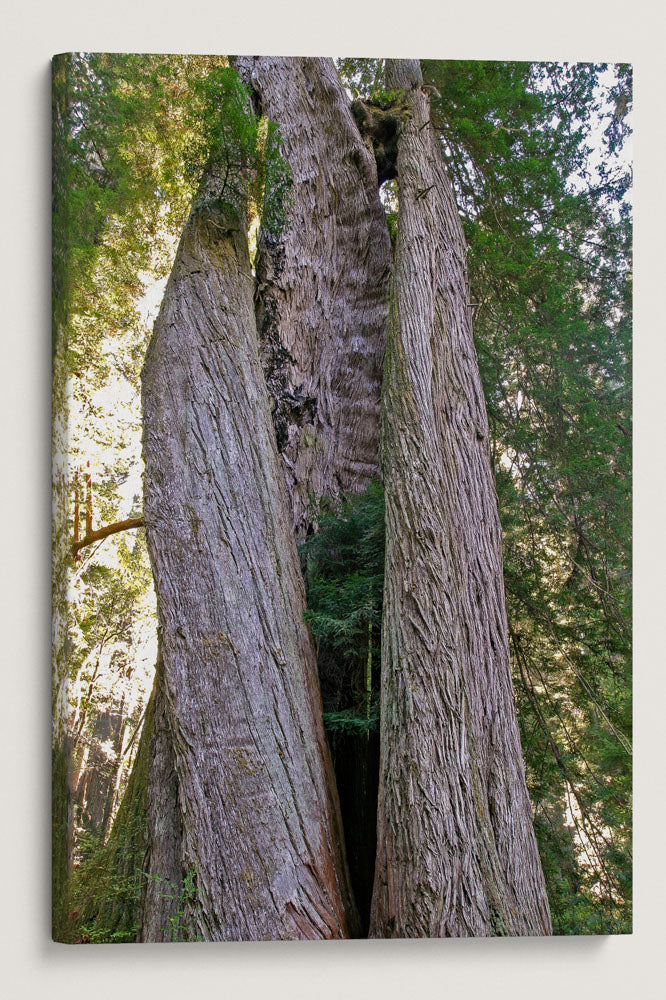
[141,160,357,939]
[235,57,392,537]
[370,60,551,937]
[234,58,392,929]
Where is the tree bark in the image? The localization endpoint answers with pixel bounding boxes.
[140,655,184,941]
[370,60,551,937]
[141,160,356,939]
[235,57,392,537]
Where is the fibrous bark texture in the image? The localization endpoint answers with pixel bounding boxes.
[141,182,356,939]
[140,658,183,942]
[370,60,551,937]
[235,56,392,537]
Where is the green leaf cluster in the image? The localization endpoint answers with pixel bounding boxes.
[300,480,384,724]
[53,53,218,358]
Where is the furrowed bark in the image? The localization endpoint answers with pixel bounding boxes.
[140,655,183,942]
[141,163,356,939]
[370,60,551,938]
[235,57,392,537]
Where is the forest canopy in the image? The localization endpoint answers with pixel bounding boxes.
[52,54,631,941]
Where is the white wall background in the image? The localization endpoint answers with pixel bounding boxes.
[1,2,663,996]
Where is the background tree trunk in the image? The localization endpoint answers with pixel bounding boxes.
[235,57,392,537]
[70,684,156,943]
[141,169,357,939]
[370,60,551,937]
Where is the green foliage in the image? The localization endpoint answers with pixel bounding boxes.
[144,869,201,942]
[51,740,71,940]
[65,685,200,944]
[369,86,405,110]
[185,64,292,232]
[68,832,145,944]
[301,483,385,929]
[300,480,384,724]
[53,54,291,368]
[336,58,382,100]
[53,53,216,360]
[186,65,258,218]
[67,535,154,799]
[72,533,152,666]
[259,118,293,238]
[187,66,257,176]
[323,707,380,734]
[65,691,154,943]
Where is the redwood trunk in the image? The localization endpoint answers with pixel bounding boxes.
[141,166,356,939]
[370,60,551,937]
[235,56,392,537]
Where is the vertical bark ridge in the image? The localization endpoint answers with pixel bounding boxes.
[370,60,551,938]
[141,179,357,938]
[140,654,184,941]
[235,56,392,537]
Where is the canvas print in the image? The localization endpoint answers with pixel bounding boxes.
[51,55,632,942]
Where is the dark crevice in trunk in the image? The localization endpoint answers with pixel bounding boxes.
[299,478,386,938]
[326,729,380,936]
[350,100,404,185]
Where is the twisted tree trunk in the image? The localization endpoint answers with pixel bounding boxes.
[141,163,356,938]
[370,60,551,937]
[235,56,392,537]
[139,55,550,942]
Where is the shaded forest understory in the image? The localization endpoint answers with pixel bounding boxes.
[52,55,631,941]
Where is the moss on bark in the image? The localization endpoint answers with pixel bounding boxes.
[64,689,155,943]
